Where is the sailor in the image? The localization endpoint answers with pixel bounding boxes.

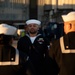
[0,23,35,75]
[47,11,75,75]
[17,19,48,75]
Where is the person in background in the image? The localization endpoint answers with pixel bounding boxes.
[24,24,28,34]
[17,19,48,75]
[47,11,75,75]
[0,23,35,75]
[20,24,28,37]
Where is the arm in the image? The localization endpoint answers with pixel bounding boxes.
[45,42,59,75]
[24,59,36,75]
[19,57,36,75]
[19,52,36,75]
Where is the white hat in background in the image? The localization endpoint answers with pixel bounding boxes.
[26,19,41,25]
[0,23,17,35]
[62,11,75,22]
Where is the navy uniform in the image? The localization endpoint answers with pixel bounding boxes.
[0,24,35,75]
[17,19,48,75]
[17,34,48,75]
[48,11,75,75]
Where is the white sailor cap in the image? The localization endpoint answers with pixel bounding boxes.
[26,19,41,25]
[0,23,17,35]
[62,11,75,22]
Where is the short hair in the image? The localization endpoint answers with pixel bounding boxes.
[0,34,13,45]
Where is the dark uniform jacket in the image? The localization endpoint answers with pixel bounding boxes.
[48,32,75,75]
[17,34,48,75]
[0,45,35,75]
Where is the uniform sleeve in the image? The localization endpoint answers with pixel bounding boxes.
[18,51,36,75]
[45,41,59,75]
[24,58,36,75]
[20,55,36,75]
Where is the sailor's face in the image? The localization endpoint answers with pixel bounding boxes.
[28,23,39,34]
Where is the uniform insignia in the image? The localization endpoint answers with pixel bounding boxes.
[38,38,44,44]
[38,38,44,42]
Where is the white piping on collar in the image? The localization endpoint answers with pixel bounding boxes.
[60,37,75,53]
[26,34,41,43]
[26,33,41,38]
[0,49,19,66]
